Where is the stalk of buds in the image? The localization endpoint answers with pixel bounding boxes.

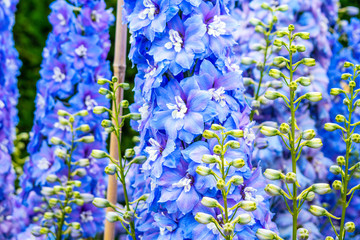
[242,4,288,120]
[32,110,94,239]
[311,62,360,240]
[91,77,146,239]
[257,25,326,240]
[194,124,256,240]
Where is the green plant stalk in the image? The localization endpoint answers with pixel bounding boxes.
[220,133,231,240]
[112,87,137,240]
[339,80,354,240]
[56,121,75,240]
[288,35,298,240]
[250,14,275,121]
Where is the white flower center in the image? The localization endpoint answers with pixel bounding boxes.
[206,223,220,234]
[75,45,88,57]
[54,117,71,131]
[57,13,66,26]
[165,30,183,53]
[144,65,157,80]
[52,67,66,83]
[91,10,102,23]
[209,87,226,107]
[85,95,98,111]
[138,103,150,125]
[172,176,192,192]
[244,187,264,203]
[208,15,226,37]
[166,96,187,119]
[80,210,94,223]
[244,128,255,146]
[139,0,157,20]
[38,157,51,170]
[145,138,161,162]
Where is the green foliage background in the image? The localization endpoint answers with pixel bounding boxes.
[12,0,360,142]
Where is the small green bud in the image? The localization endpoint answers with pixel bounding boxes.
[352,133,360,143]
[57,109,70,116]
[240,200,257,211]
[295,32,310,40]
[264,90,280,100]
[311,183,331,195]
[39,228,50,235]
[260,126,280,137]
[256,229,281,240]
[77,158,90,167]
[99,87,109,95]
[297,228,309,240]
[74,199,84,206]
[125,148,135,158]
[196,166,213,176]
[91,150,108,159]
[325,237,334,240]
[119,82,130,90]
[121,100,129,108]
[216,179,225,190]
[195,212,215,224]
[231,158,245,168]
[224,223,234,236]
[260,2,270,10]
[46,174,58,183]
[255,25,265,33]
[337,156,345,166]
[264,169,285,180]
[269,69,283,79]
[201,197,220,208]
[50,137,63,145]
[123,211,134,221]
[270,80,283,89]
[309,205,327,216]
[106,212,121,223]
[226,130,244,138]
[279,123,290,134]
[349,81,356,88]
[229,175,244,186]
[276,31,288,37]
[332,180,342,190]
[265,184,283,196]
[101,120,113,128]
[64,206,72,214]
[129,113,141,120]
[49,198,58,207]
[273,56,288,65]
[276,4,288,12]
[289,81,298,91]
[324,123,341,132]
[77,110,88,116]
[296,77,311,86]
[335,114,346,122]
[305,138,322,148]
[329,165,342,175]
[78,124,90,132]
[71,222,81,230]
[285,172,297,184]
[345,222,355,232]
[111,76,118,83]
[330,88,343,96]
[93,198,111,208]
[105,164,117,175]
[305,191,315,201]
[305,92,322,102]
[288,24,295,32]
[302,58,316,66]
[343,98,350,106]
[250,43,265,51]
[233,213,251,225]
[41,187,55,196]
[212,145,222,154]
[202,154,219,164]
[131,155,147,164]
[203,130,217,139]
[251,100,260,108]
[241,57,256,65]
[43,212,54,220]
[73,180,82,187]
[249,18,261,26]
[210,124,224,131]
[354,99,360,107]
[227,140,240,149]
[341,73,352,80]
[290,45,297,53]
[97,78,111,85]
[344,61,354,68]
[73,168,87,177]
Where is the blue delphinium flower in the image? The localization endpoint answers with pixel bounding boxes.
[18,0,114,238]
[124,0,276,239]
[0,0,23,238]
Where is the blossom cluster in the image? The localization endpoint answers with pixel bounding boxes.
[18,0,114,238]
[124,0,276,239]
[0,0,22,238]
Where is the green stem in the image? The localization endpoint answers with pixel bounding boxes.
[113,88,137,240]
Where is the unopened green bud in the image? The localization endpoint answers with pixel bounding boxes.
[264,169,284,180]
[265,184,283,196]
[302,58,316,66]
[297,228,309,240]
[260,2,270,10]
[129,113,141,120]
[329,165,342,175]
[231,158,245,168]
[264,91,280,100]
[105,164,117,175]
[255,25,265,33]
[309,205,327,216]
[273,56,288,65]
[240,200,257,211]
[355,99,360,107]
[39,228,50,235]
[57,110,70,116]
[123,211,134,221]
[311,183,331,195]
[229,176,244,186]
[305,138,322,148]
[106,212,121,223]
[210,124,224,131]
[125,148,135,158]
[288,24,295,32]
[227,130,244,138]
[97,78,111,85]
[77,135,95,143]
[74,199,84,206]
[250,43,265,51]
[203,130,217,139]
[44,212,54,220]
[73,168,87,177]
[93,106,109,114]
[46,174,58,183]
[352,133,360,143]
[195,212,215,224]
[276,31,288,37]
[325,237,334,240]
[78,124,90,132]
[256,229,281,240]
[196,166,213,176]
[121,100,129,108]
[41,187,55,196]
[345,222,355,232]
[233,213,251,225]
[295,32,310,40]
[337,156,345,165]
[285,172,297,184]
[341,73,352,80]
[343,98,350,106]
[216,179,225,190]
[305,191,315,201]
[131,155,147,164]
[213,145,222,154]
[269,69,283,79]
[91,150,108,159]
[324,123,341,132]
[53,185,63,193]
[227,140,240,149]
[279,123,290,134]
[332,180,342,190]
[296,77,311,86]
[71,222,81,230]
[241,57,256,65]
[64,206,72,213]
[50,137,63,145]
[49,198,58,207]
[260,126,280,137]
[119,82,130,90]
[99,87,109,95]
[330,88,343,96]
[289,81,298,91]
[73,180,82,187]
[349,81,356,88]
[335,114,346,122]
[77,158,90,167]
[277,4,288,12]
[201,197,220,208]
[259,96,269,104]
[202,154,219,164]
[224,223,234,236]
[305,92,322,102]
[111,76,118,83]
[290,45,297,53]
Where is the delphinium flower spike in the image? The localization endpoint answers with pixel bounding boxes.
[311,62,360,240]
[257,25,331,240]
[91,77,147,240]
[240,3,288,120]
[31,110,96,239]
[194,123,267,239]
